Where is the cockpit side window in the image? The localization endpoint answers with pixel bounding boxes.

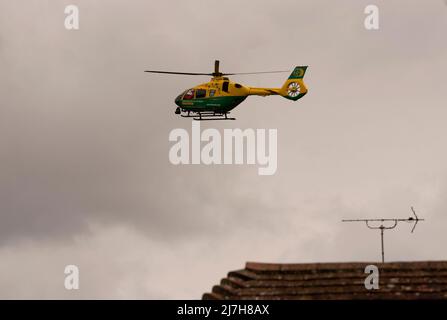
[196,89,206,99]
[183,89,195,100]
[222,81,229,93]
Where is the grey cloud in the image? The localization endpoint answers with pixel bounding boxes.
[0,0,447,298]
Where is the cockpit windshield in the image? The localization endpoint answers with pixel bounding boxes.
[183,89,195,100]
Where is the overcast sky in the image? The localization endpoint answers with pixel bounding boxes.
[0,0,447,299]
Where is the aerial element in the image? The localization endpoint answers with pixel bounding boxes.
[342,207,425,263]
[144,60,308,120]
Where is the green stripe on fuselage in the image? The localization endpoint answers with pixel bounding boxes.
[179,95,247,113]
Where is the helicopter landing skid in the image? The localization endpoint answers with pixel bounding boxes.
[194,117,236,121]
[194,112,235,121]
[180,111,235,121]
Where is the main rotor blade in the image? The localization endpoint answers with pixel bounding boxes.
[222,70,290,76]
[145,69,290,76]
[144,70,213,76]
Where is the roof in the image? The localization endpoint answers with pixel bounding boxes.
[203,261,447,300]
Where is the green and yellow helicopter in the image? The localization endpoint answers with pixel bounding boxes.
[145,60,308,120]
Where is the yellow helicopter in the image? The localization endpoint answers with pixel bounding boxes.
[145,60,308,120]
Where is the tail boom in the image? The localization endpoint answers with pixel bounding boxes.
[247,87,281,97]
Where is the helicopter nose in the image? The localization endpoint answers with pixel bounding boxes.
[175,95,182,107]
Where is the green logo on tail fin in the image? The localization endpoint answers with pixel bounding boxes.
[289,66,307,79]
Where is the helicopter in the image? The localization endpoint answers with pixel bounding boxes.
[144,60,308,120]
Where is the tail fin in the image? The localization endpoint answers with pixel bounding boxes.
[279,66,308,101]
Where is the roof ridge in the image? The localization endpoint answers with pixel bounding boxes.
[246,261,447,271]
